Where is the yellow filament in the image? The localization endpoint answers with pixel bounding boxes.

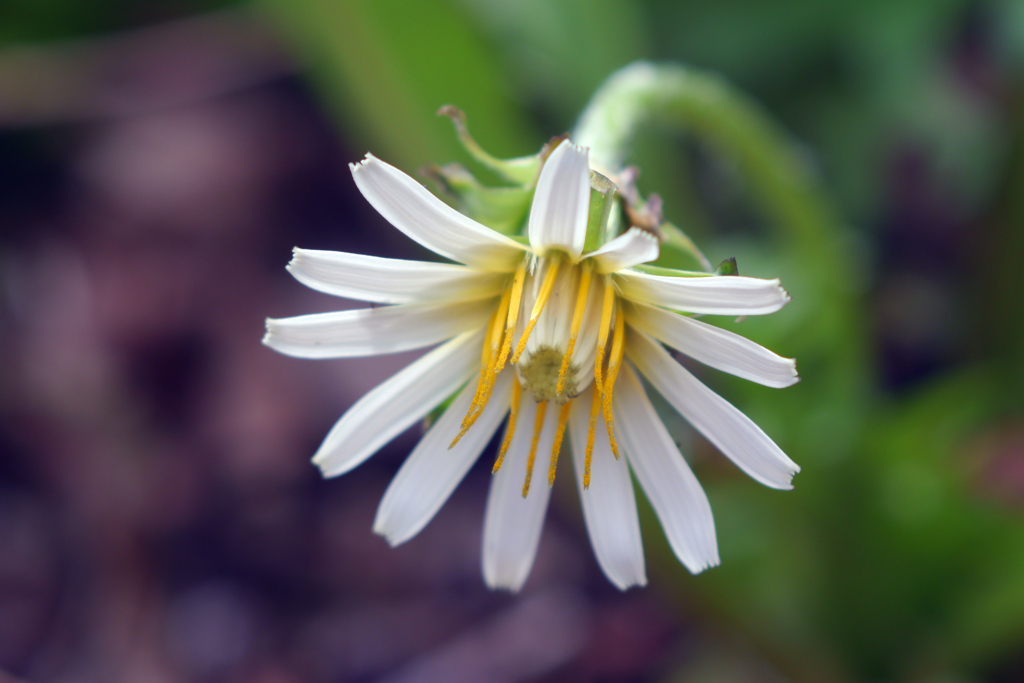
[459,289,510,421]
[492,380,522,473]
[548,401,572,486]
[593,276,616,396]
[583,387,602,489]
[488,286,513,359]
[471,268,523,425]
[556,263,593,398]
[476,289,512,393]
[511,255,561,365]
[522,401,547,498]
[602,302,625,459]
[492,260,528,375]
[450,278,514,449]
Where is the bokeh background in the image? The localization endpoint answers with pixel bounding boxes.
[2,1,1023,681]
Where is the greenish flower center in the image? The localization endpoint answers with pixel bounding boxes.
[519,346,580,404]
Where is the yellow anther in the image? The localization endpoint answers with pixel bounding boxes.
[457,291,510,430]
[492,259,528,375]
[602,302,625,459]
[522,401,547,498]
[489,286,513,358]
[511,255,561,365]
[492,379,522,473]
[556,262,593,398]
[451,330,496,450]
[472,268,521,422]
[548,401,572,487]
[451,270,516,450]
[584,387,601,489]
[594,276,616,396]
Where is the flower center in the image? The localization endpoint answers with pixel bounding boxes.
[449,252,626,496]
[513,255,601,404]
[518,347,576,403]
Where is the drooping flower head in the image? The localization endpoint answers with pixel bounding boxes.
[264,119,799,591]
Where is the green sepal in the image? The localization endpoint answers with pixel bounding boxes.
[650,221,713,273]
[438,105,540,186]
[715,257,738,276]
[423,163,532,236]
[584,171,618,252]
[631,263,713,278]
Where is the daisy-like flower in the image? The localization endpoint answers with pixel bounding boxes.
[264,139,799,591]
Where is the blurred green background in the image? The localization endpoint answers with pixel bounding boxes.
[1,1,1023,682]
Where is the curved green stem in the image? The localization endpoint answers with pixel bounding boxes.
[574,62,836,267]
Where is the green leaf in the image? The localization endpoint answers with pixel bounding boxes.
[259,0,537,171]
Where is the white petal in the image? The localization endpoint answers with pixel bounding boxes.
[626,328,800,489]
[568,387,646,590]
[587,228,659,273]
[313,328,486,477]
[626,302,798,388]
[351,154,528,272]
[263,299,492,359]
[374,369,514,546]
[528,141,590,260]
[618,271,791,315]
[482,400,559,592]
[288,248,507,304]
[613,364,720,574]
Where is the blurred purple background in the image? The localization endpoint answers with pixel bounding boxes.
[0,13,709,683]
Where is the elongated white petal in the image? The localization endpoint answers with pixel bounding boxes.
[263,299,492,359]
[528,141,590,260]
[568,387,646,590]
[618,271,791,315]
[374,370,513,546]
[288,248,507,304]
[351,154,528,272]
[627,328,800,489]
[614,364,720,574]
[626,302,798,388]
[482,400,558,592]
[313,328,486,477]
[587,228,659,273]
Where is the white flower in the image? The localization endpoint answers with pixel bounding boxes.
[264,140,799,591]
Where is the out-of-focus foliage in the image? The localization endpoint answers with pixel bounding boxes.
[0,0,242,41]
[2,0,1024,682]
[259,0,537,171]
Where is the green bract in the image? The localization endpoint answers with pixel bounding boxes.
[429,104,715,276]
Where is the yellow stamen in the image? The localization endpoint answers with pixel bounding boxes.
[475,264,523,416]
[488,286,513,358]
[493,259,528,374]
[548,401,572,486]
[602,302,625,459]
[584,387,601,489]
[594,276,616,396]
[450,270,516,450]
[492,379,522,473]
[556,262,593,398]
[458,289,510,424]
[511,255,561,365]
[522,401,547,498]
